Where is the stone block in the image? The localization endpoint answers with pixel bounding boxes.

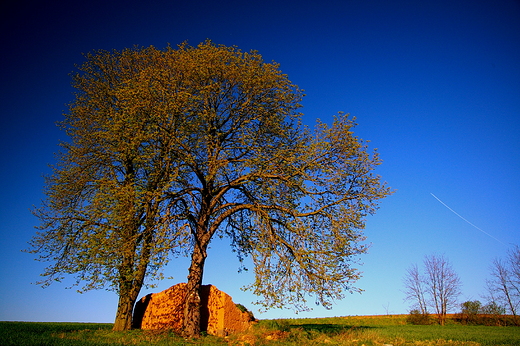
[133,283,254,336]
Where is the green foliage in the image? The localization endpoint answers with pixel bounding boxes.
[236,303,256,321]
[481,301,506,315]
[457,301,482,325]
[460,300,482,315]
[235,303,248,313]
[454,300,514,326]
[28,40,391,334]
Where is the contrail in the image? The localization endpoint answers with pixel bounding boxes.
[430,193,505,245]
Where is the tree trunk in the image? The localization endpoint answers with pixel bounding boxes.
[112,258,151,331]
[113,286,139,331]
[182,235,208,337]
[112,252,147,331]
[112,218,154,331]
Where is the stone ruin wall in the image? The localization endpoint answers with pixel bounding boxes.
[132,283,254,336]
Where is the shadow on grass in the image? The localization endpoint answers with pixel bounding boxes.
[288,323,375,335]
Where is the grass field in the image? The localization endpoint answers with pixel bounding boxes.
[1,315,518,346]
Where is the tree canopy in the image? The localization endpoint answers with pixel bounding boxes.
[29,41,391,335]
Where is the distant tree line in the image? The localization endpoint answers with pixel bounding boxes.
[403,246,520,326]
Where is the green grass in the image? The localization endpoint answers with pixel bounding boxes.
[376,324,520,345]
[0,322,112,346]
[0,322,224,346]
[1,316,518,346]
[266,316,520,346]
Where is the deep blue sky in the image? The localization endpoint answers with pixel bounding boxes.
[1,0,519,322]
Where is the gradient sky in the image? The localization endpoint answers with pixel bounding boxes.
[1,0,519,323]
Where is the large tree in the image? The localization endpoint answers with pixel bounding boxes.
[29,45,189,331]
[29,41,391,336]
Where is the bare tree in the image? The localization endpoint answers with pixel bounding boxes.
[424,254,462,325]
[403,263,428,314]
[404,254,461,325]
[509,246,520,306]
[486,246,520,325]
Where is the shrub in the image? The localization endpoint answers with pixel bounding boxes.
[406,309,433,325]
[454,300,510,326]
[457,300,482,325]
[235,303,255,321]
